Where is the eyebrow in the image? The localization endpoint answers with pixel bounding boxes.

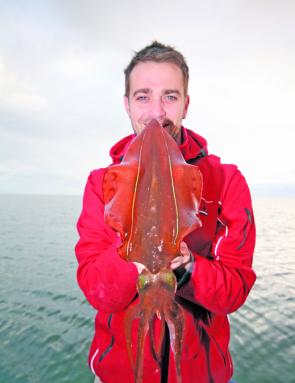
[132,88,151,97]
[163,89,181,95]
[132,88,181,97]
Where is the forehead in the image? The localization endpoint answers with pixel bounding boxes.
[129,61,185,93]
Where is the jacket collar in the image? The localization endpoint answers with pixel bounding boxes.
[109,126,208,164]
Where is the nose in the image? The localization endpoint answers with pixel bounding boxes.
[149,98,166,120]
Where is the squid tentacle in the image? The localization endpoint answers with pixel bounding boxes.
[124,303,141,371]
[134,313,150,383]
[165,302,185,383]
[148,317,160,366]
[148,309,167,368]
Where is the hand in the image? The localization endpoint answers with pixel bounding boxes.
[133,242,194,274]
[170,241,194,271]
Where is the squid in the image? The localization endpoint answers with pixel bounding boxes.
[103,119,203,382]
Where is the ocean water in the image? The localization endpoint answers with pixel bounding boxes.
[0,195,294,383]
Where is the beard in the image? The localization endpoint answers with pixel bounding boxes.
[161,119,182,143]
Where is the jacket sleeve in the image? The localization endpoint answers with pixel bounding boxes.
[177,167,256,316]
[75,169,138,313]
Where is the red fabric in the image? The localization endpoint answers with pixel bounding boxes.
[75,127,256,383]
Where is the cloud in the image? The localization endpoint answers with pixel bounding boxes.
[0,1,294,194]
[0,58,49,112]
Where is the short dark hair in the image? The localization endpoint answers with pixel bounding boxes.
[124,41,189,97]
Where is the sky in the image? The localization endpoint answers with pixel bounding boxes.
[0,0,294,196]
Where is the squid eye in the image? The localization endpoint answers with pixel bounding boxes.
[137,273,151,290]
[137,274,145,289]
[160,271,176,290]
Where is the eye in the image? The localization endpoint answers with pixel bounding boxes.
[135,95,148,102]
[165,94,178,102]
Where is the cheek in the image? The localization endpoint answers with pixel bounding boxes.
[135,111,152,125]
[167,107,185,123]
[168,102,184,114]
[129,104,146,119]
[129,111,147,128]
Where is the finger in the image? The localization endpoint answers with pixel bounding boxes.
[179,241,191,256]
[179,247,190,257]
[170,255,191,270]
[179,241,188,251]
[171,256,182,264]
[170,260,183,270]
[133,262,146,273]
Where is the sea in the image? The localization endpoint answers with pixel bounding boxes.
[0,194,294,383]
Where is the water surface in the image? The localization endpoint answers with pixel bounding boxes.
[0,195,294,382]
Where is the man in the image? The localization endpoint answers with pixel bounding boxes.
[75,41,256,383]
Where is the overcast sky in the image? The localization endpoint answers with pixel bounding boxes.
[0,0,294,195]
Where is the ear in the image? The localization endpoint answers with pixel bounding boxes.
[183,95,190,119]
[124,95,131,118]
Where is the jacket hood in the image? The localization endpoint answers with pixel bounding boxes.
[109,126,208,164]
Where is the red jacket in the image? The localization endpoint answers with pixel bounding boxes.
[75,127,256,383]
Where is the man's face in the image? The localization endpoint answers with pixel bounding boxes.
[124,61,190,144]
